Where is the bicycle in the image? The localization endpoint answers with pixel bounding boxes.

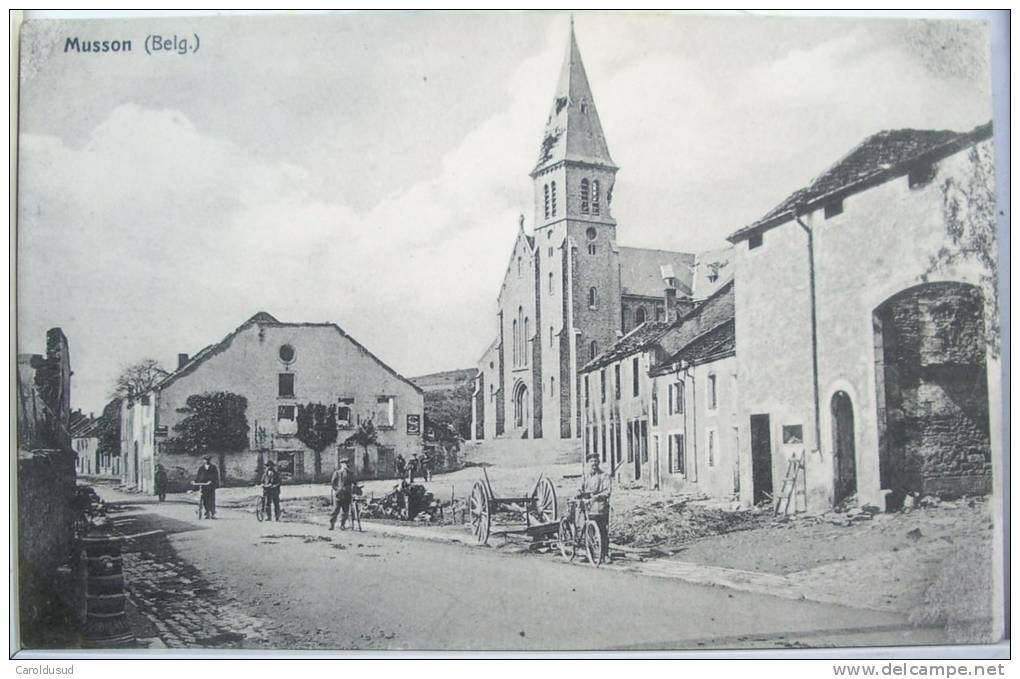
[254,484,279,522]
[192,480,213,519]
[557,496,605,567]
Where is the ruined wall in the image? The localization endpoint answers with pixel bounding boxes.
[877,283,991,498]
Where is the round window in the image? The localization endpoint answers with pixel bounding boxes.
[279,344,295,363]
[586,227,597,241]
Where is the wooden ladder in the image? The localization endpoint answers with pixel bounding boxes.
[774,452,805,516]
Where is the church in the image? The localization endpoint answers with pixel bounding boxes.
[471,24,730,442]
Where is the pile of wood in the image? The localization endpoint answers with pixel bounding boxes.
[360,482,442,522]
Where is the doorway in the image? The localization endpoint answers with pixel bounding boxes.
[749,414,773,504]
[831,391,857,504]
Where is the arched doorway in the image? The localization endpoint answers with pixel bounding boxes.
[513,382,530,432]
[873,282,991,504]
[831,391,857,505]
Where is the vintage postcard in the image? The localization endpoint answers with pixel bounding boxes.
[13,10,1006,655]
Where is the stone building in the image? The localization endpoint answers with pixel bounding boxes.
[472,24,711,444]
[70,411,102,476]
[122,312,424,493]
[727,122,997,512]
[581,278,739,499]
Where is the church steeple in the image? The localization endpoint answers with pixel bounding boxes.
[531,20,616,177]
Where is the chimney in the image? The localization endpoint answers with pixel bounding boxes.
[660,264,677,322]
[178,353,189,370]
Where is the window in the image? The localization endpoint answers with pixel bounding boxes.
[517,256,522,277]
[749,232,763,249]
[588,287,599,309]
[707,373,718,411]
[549,326,554,347]
[668,381,684,415]
[824,200,843,219]
[550,181,558,216]
[550,376,555,397]
[278,373,295,398]
[337,398,354,428]
[489,384,494,402]
[601,425,607,464]
[580,178,590,214]
[278,344,295,363]
[523,317,529,366]
[584,375,589,407]
[651,390,658,427]
[376,395,395,428]
[707,428,717,467]
[543,184,550,219]
[640,422,648,463]
[635,307,646,325]
[614,364,621,400]
[782,425,804,445]
[909,162,937,189]
[591,180,601,215]
[548,246,554,257]
[277,405,297,435]
[140,394,151,407]
[548,272,554,294]
[586,227,597,241]
[512,319,518,365]
[592,426,598,455]
[669,433,685,474]
[626,422,634,462]
[590,341,598,361]
[600,369,606,403]
[587,243,596,256]
[632,357,640,396]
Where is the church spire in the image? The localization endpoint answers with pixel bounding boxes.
[531,19,616,177]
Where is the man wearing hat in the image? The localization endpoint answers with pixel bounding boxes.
[261,460,283,521]
[194,455,220,519]
[329,457,354,530]
[577,453,613,563]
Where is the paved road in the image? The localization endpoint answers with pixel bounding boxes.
[99,489,945,651]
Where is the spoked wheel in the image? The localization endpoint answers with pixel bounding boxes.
[255,496,265,522]
[582,520,603,567]
[557,517,576,562]
[469,481,491,545]
[532,477,558,524]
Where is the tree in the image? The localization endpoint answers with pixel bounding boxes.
[924,143,1000,358]
[110,358,169,399]
[344,416,378,479]
[95,397,123,459]
[296,403,338,482]
[166,392,249,483]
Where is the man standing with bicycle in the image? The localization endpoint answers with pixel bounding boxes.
[194,455,220,520]
[578,454,612,563]
[328,457,354,530]
[261,460,282,521]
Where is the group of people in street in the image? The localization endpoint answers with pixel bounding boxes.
[394,451,432,483]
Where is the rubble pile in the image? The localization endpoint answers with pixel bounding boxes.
[610,497,768,549]
[359,483,443,522]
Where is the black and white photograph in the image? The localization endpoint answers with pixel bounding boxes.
[11,9,1008,659]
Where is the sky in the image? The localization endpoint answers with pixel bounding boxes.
[16,11,994,414]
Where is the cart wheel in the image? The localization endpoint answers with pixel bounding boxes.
[469,481,491,545]
[533,477,558,524]
[582,520,603,567]
[557,517,576,562]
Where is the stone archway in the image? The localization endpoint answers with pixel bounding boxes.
[513,381,530,432]
[873,282,991,505]
[831,391,857,505]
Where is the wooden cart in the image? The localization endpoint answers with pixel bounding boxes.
[467,468,558,545]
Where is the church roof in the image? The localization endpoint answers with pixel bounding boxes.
[532,22,616,176]
[619,247,695,299]
[728,122,993,243]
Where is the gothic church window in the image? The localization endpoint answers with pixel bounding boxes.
[549,326,554,347]
[512,319,518,365]
[591,180,601,215]
[635,307,646,325]
[523,317,529,366]
[590,340,598,361]
[551,181,558,216]
[588,287,599,309]
[588,244,596,255]
[580,179,590,214]
[543,184,550,219]
[548,272,554,294]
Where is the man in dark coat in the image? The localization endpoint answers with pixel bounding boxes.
[329,458,354,530]
[194,455,220,519]
[154,464,168,502]
[261,460,282,521]
[407,453,420,483]
[395,454,406,480]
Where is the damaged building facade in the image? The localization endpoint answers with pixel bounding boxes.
[471,24,732,444]
[122,312,424,493]
[728,123,997,512]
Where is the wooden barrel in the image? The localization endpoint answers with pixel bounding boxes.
[80,535,134,647]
